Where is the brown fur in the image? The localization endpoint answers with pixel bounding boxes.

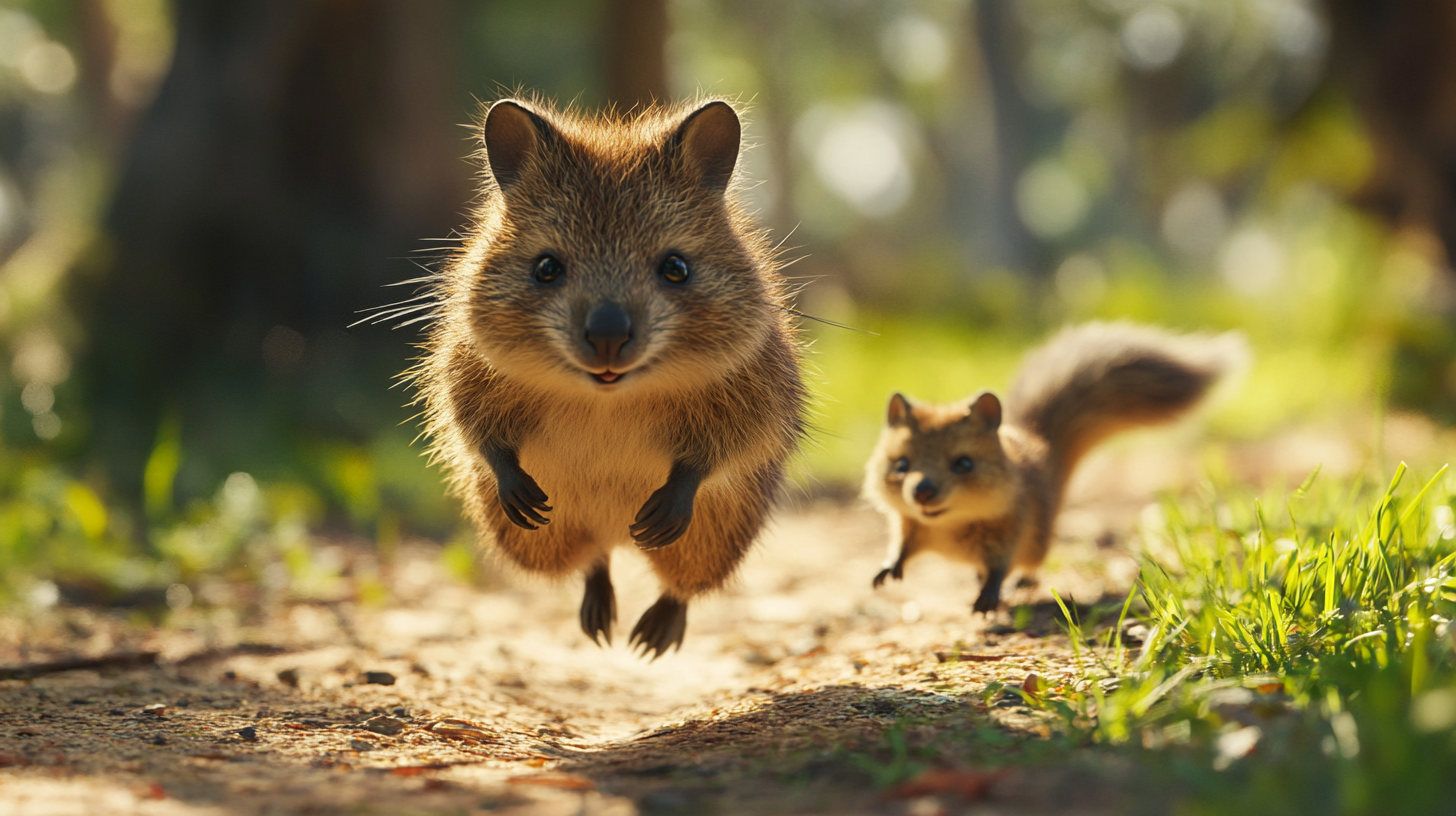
[412,97,806,656]
[864,322,1244,613]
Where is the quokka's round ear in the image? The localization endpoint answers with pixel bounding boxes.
[673,100,740,192]
[483,100,555,190]
[887,392,913,427]
[968,391,1002,430]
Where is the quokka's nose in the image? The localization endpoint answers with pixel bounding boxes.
[584,302,632,363]
[913,478,938,505]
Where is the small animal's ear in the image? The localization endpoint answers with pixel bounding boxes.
[887,393,913,427]
[674,100,740,192]
[968,391,1002,431]
[484,100,554,190]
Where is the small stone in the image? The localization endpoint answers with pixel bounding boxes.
[363,715,405,736]
[236,726,258,742]
[276,668,300,687]
[142,703,167,717]
[984,624,1015,635]
[391,706,409,718]
[349,739,375,752]
[362,671,396,686]
[150,736,167,746]
[109,708,127,716]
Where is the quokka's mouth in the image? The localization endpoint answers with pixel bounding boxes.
[921,507,947,519]
[590,370,625,385]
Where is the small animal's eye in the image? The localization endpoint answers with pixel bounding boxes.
[659,254,691,284]
[892,457,910,474]
[533,255,564,284]
[952,457,975,474]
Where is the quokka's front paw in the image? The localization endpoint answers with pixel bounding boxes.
[497,470,551,530]
[872,563,904,589]
[629,480,695,550]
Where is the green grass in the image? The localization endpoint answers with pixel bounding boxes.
[964,463,1456,815]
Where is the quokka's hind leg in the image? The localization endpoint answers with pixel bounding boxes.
[628,595,687,659]
[972,563,1010,614]
[580,557,616,645]
[632,478,773,658]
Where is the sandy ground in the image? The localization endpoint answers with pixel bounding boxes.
[0,421,1408,816]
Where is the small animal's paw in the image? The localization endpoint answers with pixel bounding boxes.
[872,563,903,589]
[497,470,551,530]
[579,566,616,646]
[971,590,1002,615]
[629,481,695,550]
[628,596,687,660]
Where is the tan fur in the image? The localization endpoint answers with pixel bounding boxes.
[412,97,805,652]
[864,322,1244,612]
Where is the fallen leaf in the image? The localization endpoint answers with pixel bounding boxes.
[883,768,1007,802]
[1021,673,1041,698]
[934,652,1007,663]
[507,774,594,791]
[429,719,496,744]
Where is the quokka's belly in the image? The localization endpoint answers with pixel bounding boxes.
[516,402,674,547]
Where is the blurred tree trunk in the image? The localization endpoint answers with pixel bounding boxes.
[72,0,470,506]
[1323,0,1456,266]
[604,0,668,109]
[973,0,1042,275]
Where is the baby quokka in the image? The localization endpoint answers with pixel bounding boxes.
[865,322,1244,613]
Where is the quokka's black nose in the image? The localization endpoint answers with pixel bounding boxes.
[584,301,632,363]
[913,478,938,504]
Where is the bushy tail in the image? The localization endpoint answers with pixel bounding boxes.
[1006,322,1246,493]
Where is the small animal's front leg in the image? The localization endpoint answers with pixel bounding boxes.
[873,517,920,588]
[873,549,910,588]
[972,563,1009,614]
[482,444,551,530]
[630,461,705,550]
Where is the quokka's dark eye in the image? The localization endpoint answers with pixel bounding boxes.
[952,456,975,474]
[659,254,691,284]
[533,255,564,284]
[893,457,910,474]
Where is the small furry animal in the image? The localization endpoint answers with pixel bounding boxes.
[413,97,805,657]
[864,322,1243,612]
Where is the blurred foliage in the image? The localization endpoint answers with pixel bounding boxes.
[0,0,1452,606]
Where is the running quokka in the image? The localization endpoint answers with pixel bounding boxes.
[413,98,806,657]
[865,322,1244,613]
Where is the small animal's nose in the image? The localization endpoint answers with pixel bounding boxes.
[913,478,937,505]
[584,302,632,363]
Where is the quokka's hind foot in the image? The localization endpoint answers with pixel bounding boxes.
[579,561,616,645]
[628,595,687,660]
[972,566,1009,615]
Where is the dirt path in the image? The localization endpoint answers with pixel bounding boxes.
[0,486,1153,815]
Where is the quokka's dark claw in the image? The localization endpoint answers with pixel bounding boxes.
[628,595,687,660]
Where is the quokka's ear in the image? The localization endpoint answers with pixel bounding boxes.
[483,100,555,190]
[673,100,740,193]
[887,392,914,427]
[968,391,1002,431]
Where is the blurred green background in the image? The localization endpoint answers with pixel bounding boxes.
[1,0,1454,605]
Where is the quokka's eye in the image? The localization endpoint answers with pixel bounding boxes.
[659,254,691,284]
[893,457,910,474]
[952,456,975,474]
[533,255,564,284]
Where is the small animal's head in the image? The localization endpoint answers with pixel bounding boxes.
[864,391,1015,525]
[457,97,779,394]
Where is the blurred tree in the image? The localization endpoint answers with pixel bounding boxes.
[1324,0,1456,268]
[973,0,1040,275]
[605,0,667,108]
[70,0,470,508]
